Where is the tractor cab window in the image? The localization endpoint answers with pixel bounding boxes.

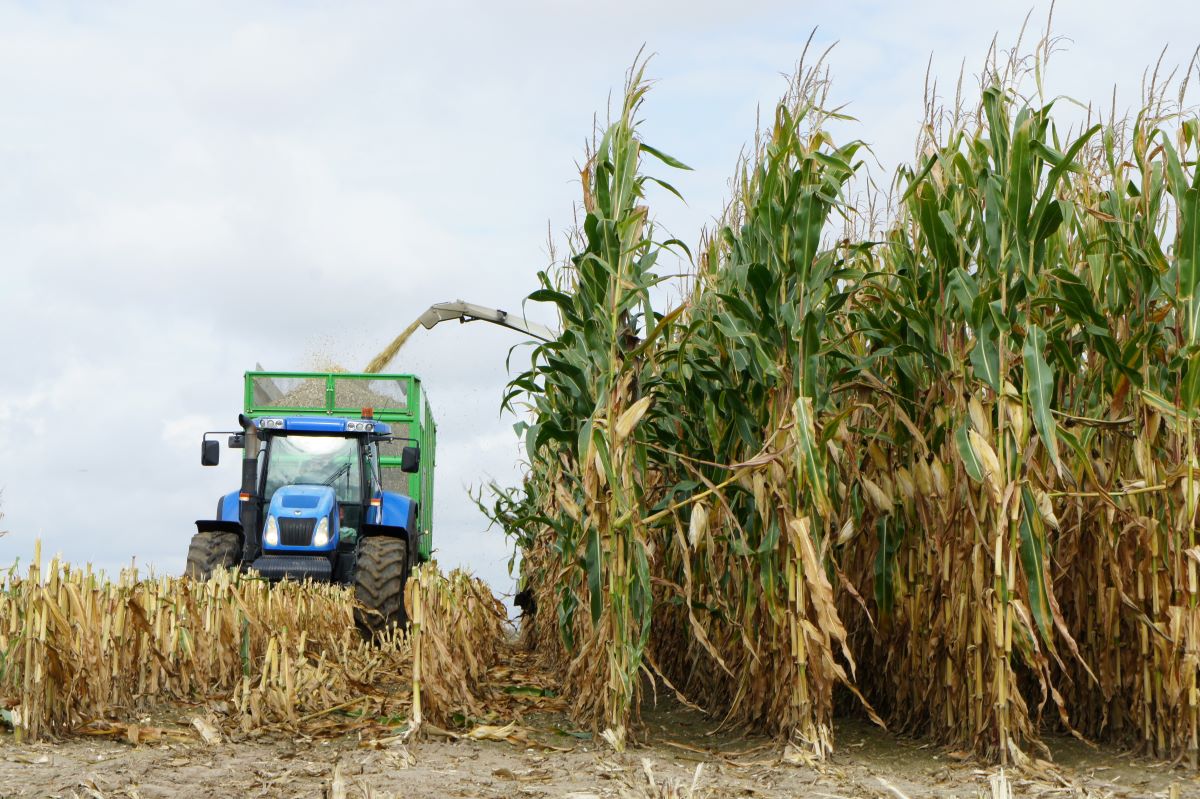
[263,434,363,505]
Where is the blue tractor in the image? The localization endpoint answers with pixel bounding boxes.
[187,371,436,631]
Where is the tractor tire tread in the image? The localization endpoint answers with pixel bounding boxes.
[185,531,241,580]
[353,536,409,633]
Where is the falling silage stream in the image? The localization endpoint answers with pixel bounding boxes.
[363,318,424,375]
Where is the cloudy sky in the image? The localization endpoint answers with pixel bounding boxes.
[0,1,1195,597]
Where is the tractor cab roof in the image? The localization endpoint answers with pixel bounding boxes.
[253,416,392,436]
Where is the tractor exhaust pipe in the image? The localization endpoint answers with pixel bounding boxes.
[238,413,260,563]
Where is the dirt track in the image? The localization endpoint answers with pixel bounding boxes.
[2,715,1197,799]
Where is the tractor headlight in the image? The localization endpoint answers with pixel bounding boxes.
[313,517,330,547]
[263,515,279,546]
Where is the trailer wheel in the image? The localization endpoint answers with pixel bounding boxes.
[353,536,409,633]
[185,531,241,579]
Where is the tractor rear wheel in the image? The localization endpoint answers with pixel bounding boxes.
[353,536,409,633]
[185,531,241,579]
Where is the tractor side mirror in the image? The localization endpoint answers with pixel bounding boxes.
[201,439,220,466]
[228,433,245,449]
[400,446,421,473]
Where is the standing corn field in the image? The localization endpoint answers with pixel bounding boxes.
[489,44,1200,766]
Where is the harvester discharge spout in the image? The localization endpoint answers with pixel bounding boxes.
[417,300,556,342]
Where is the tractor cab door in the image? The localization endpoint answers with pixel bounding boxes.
[358,440,385,527]
[337,438,382,542]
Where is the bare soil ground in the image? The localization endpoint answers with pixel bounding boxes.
[2,710,1196,799]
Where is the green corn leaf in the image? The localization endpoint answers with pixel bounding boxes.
[970,319,1001,391]
[899,152,940,202]
[947,267,979,320]
[873,516,896,618]
[914,184,959,270]
[1028,123,1099,239]
[794,193,829,283]
[1142,388,1196,425]
[1031,198,1065,244]
[1161,138,1199,339]
[1049,268,1105,326]
[557,589,577,652]
[982,86,1010,169]
[590,431,625,507]
[527,288,575,312]
[983,176,1004,270]
[1007,109,1037,245]
[639,142,693,171]
[794,397,831,517]
[585,526,602,626]
[1183,352,1200,412]
[955,421,985,483]
[240,613,251,677]
[1023,324,1064,476]
[1017,487,1055,648]
[645,176,686,202]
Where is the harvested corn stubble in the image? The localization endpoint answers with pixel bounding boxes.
[0,549,505,741]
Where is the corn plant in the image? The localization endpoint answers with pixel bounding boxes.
[499,61,688,748]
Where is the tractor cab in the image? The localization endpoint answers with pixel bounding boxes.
[245,416,418,583]
[187,371,436,631]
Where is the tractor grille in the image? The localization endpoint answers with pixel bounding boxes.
[278,517,314,546]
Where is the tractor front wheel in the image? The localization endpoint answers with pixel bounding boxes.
[353,536,409,634]
[185,531,241,579]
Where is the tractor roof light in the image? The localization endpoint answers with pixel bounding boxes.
[346,420,375,433]
[258,418,285,430]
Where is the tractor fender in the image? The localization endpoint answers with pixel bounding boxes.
[194,519,244,548]
[374,491,417,534]
[360,522,409,542]
[194,491,245,547]
[217,490,240,523]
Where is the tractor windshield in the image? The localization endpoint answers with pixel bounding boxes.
[263,434,362,505]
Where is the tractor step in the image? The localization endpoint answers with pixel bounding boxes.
[250,555,332,582]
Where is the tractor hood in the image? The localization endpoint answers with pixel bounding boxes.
[269,484,337,519]
[263,485,339,551]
